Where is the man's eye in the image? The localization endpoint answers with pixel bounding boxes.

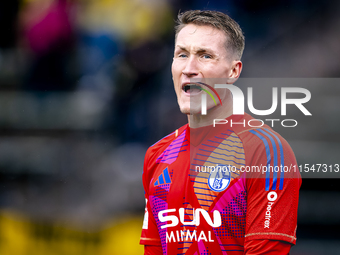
[178,53,188,58]
[202,54,212,59]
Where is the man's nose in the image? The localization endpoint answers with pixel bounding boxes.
[182,56,199,77]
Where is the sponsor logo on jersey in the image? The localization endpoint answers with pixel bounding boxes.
[154,167,171,186]
[158,208,221,243]
[208,165,231,192]
[158,208,221,229]
[166,229,215,243]
[264,191,278,228]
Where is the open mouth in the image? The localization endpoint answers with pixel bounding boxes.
[182,82,223,106]
[182,84,202,94]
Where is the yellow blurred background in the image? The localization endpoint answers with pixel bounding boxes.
[0,210,143,255]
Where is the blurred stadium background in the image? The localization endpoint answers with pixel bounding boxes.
[0,0,339,254]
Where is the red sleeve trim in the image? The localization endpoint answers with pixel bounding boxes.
[140,237,161,246]
[245,232,296,244]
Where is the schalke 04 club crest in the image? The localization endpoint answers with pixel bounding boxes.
[208,165,231,192]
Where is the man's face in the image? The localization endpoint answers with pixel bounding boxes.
[172,24,240,115]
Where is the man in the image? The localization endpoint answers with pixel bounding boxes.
[140,10,301,254]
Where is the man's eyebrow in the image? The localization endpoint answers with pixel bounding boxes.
[175,45,214,53]
[175,45,188,51]
[195,48,211,53]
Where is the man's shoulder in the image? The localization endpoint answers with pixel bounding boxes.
[145,124,188,160]
[230,113,290,148]
[227,114,296,166]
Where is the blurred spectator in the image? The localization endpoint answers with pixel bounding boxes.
[0,0,20,49]
[20,0,76,91]
[74,0,174,143]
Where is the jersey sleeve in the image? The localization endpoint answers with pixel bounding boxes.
[140,147,162,246]
[144,245,163,255]
[139,127,186,248]
[242,128,301,245]
[244,240,291,254]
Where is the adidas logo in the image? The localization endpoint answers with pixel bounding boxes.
[154,167,171,186]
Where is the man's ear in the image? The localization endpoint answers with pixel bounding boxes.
[229,60,242,79]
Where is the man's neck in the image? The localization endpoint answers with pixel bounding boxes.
[188,100,233,128]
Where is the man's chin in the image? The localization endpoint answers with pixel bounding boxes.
[180,107,202,115]
[180,108,191,115]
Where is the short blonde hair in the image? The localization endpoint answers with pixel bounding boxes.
[175,10,245,60]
